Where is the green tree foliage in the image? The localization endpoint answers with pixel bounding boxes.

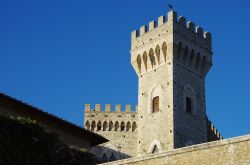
[0,115,96,165]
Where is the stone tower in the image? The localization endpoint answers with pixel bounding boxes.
[84,9,222,163]
[130,10,212,156]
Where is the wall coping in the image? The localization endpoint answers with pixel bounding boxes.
[101,134,250,164]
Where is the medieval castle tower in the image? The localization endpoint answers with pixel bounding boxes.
[84,9,222,163]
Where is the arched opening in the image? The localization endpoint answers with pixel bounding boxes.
[120,121,125,131]
[103,121,108,131]
[162,42,167,62]
[143,52,148,70]
[114,121,119,131]
[188,49,195,68]
[137,55,142,73]
[155,45,161,64]
[97,121,102,131]
[109,121,113,131]
[201,56,207,74]
[132,121,137,132]
[152,145,159,154]
[186,97,192,113]
[183,46,189,64]
[85,120,90,130]
[102,153,108,163]
[109,153,116,162]
[126,121,131,131]
[91,121,96,131]
[195,53,201,71]
[177,42,183,60]
[149,48,156,68]
[148,139,162,154]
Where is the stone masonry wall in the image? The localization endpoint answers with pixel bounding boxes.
[84,104,138,161]
[102,134,250,165]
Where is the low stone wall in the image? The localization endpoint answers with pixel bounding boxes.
[102,134,250,165]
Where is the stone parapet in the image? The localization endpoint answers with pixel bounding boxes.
[85,104,137,113]
[102,134,250,165]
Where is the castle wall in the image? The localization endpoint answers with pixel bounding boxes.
[84,104,138,161]
[102,134,250,165]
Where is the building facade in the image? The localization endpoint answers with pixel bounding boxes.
[84,10,222,163]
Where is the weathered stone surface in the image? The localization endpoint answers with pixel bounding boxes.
[102,135,250,165]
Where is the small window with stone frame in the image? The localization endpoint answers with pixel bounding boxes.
[152,96,160,113]
[186,97,192,113]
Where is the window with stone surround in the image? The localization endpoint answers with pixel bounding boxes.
[120,121,125,131]
[114,121,119,131]
[97,121,102,131]
[126,121,131,131]
[103,121,108,131]
[186,97,192,113]
[132,121,137,132]
[109,121,113,131]
[152,145,159,154]
[152,96,160,113]
[85,120,90,130]
[91,121,96,131]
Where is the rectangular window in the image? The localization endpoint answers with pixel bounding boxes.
[186,97,192,113]
[153,96,159,113]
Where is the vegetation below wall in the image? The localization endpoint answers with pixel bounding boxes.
[0,115,96,165]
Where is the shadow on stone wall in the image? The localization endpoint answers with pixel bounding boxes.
[92,145,131,164]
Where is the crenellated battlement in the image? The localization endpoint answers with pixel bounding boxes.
[207,119,223,140]
[84,104,138,133]
[131,10,211,42]
[84,104,137,113]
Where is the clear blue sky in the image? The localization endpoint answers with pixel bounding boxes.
[0,0,250,139]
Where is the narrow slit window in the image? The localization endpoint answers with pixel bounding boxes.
[186,97,192,113]
[153,96,159,113]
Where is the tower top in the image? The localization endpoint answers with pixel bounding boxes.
[131,10,211,44]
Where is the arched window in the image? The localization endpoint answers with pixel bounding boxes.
[186,97,192,113]
[149,48,156,67]
[109,154,116,162]
[155,45,161,64]
[120,121,125,131]
[162,42,167,62]
[195,53,201,71]
[91,121,96,131]
[201,56,207,73]
[143,52,148,70]
[132,122,137,132]
[114,121,119,131]
[152,145,159,154]
[148,140,162,154]
[183,46,189,64]
[152,96,159,113]
[85,120,90,130]
[109,121,113,131]
[97,121,102,131]
[188,49,195,68]
[102,153,108,163]
[103,121,108,131]
[137,55,142,73]
[126,122,131,131]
